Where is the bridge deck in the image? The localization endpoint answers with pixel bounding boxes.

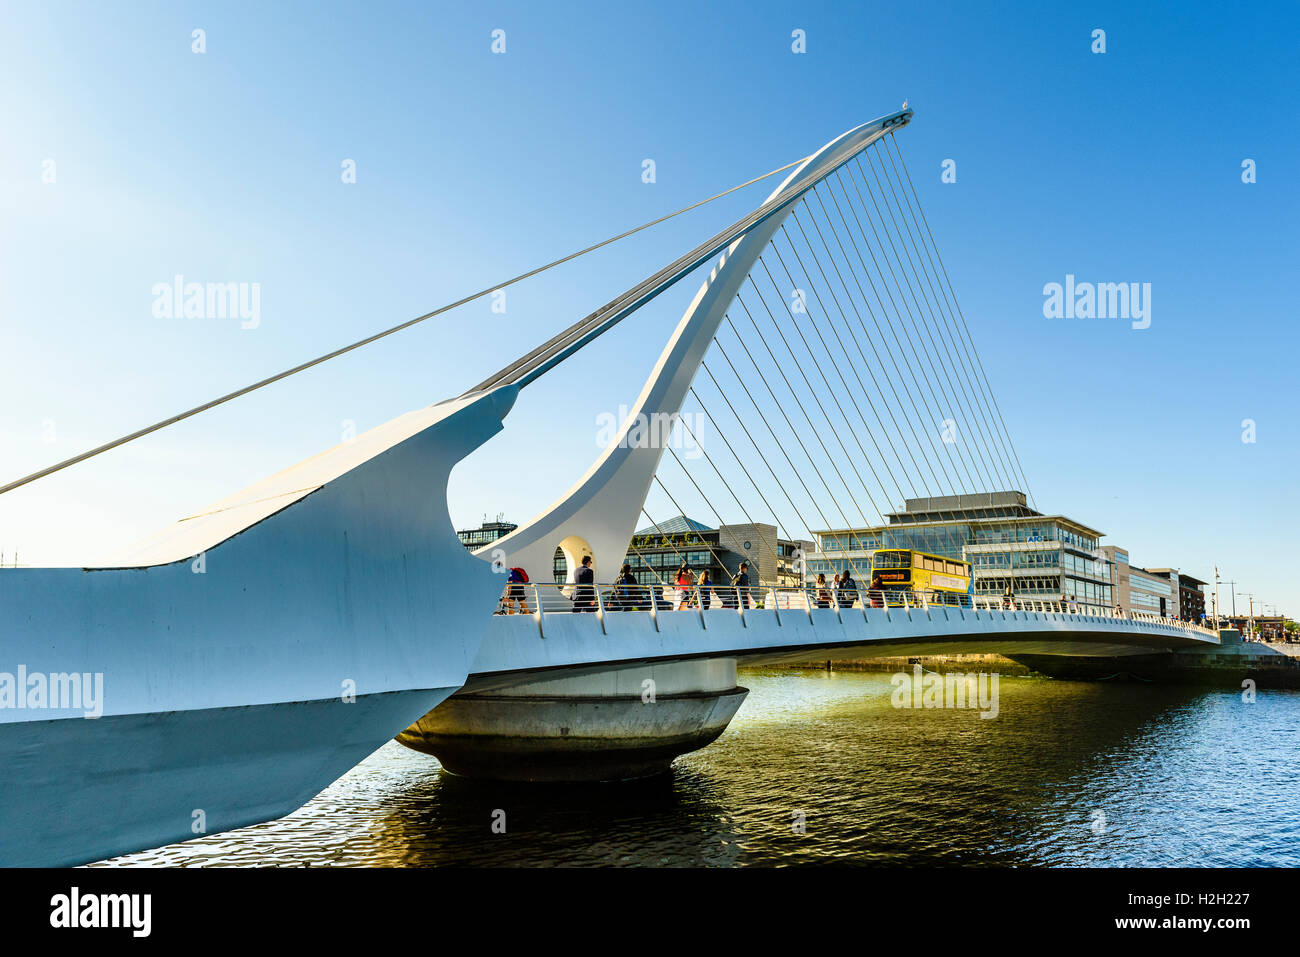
[463,602,1220,691]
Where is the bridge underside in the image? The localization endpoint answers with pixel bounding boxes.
[395,611,1218,781]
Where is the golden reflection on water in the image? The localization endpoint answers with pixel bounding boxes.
[99,669,1300,867]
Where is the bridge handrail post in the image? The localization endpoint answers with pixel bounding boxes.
[737,586,747,628]
[697,587,707,630]
[770,585,782,626]
[804,584,815,624]
[533,583,545,639]
[649,584,660,632]
[595,583,607,635]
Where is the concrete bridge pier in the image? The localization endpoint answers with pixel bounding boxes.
[395,659,747,781]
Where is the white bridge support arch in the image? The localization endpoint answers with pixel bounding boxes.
[480,108,913,582]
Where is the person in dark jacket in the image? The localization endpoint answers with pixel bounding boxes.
[838,569,859,608]
[731,562,752,609]
[613,563,638,611]
[574,555,597,612]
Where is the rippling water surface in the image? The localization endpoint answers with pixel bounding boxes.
[101,670,1300,867]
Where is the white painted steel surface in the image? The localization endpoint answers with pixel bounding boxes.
[0,387,518,864]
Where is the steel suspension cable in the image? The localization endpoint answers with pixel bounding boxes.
[783,202,924,505]
[732,281,890,530]
[664,417,781,565]
[805,179,957,504]
[696,358,867,582]
[775,214,967,521]
[837,156,971,495]
[753,237,913,514]
[685,386,807,556]
[884,133,1037,506]
[849,150,992,497]
[794,191,979,526]
[626,538,671,586]
[717,311,875,536]
[883,133,1030,496]
[871,140,1020,496]
[635,507,699,583]
[653,453,779,586]
[0,152,817,498]
[707,334,871,582]
[648,476,739,579]
[781,199,977,499]
[860,147,1009,498]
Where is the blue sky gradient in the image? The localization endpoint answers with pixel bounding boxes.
[1,1,1296,616]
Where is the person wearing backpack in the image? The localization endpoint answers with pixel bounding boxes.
[838,569,859,608]
[613,562,638,611]
[503,566,530,615]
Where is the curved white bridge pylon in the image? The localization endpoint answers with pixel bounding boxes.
[476,108,913,580]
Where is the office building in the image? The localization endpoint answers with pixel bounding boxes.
[810,490,1114,611]
[1128,565,1177,618]
[456,516,519,550]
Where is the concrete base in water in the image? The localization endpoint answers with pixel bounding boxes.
[396,659,748,781]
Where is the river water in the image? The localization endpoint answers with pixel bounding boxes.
[99,668,1300,867]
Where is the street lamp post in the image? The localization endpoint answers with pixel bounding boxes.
[1212,568,1222,630]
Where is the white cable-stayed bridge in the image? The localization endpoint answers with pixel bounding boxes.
[0,106,1218,866]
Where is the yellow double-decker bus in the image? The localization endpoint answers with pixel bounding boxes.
[869,549,972,605]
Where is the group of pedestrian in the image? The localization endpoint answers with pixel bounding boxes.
[813,569,860,609]
[676,562,753,609]
[501,557,760,614]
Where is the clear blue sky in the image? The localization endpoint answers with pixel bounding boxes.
[1,1,1296,617]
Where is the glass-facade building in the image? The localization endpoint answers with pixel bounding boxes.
[456,517,519,550]
[809,491,1114,611]
[1128,566,1174,617]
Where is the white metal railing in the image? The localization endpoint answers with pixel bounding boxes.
[492,581,1219,638]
